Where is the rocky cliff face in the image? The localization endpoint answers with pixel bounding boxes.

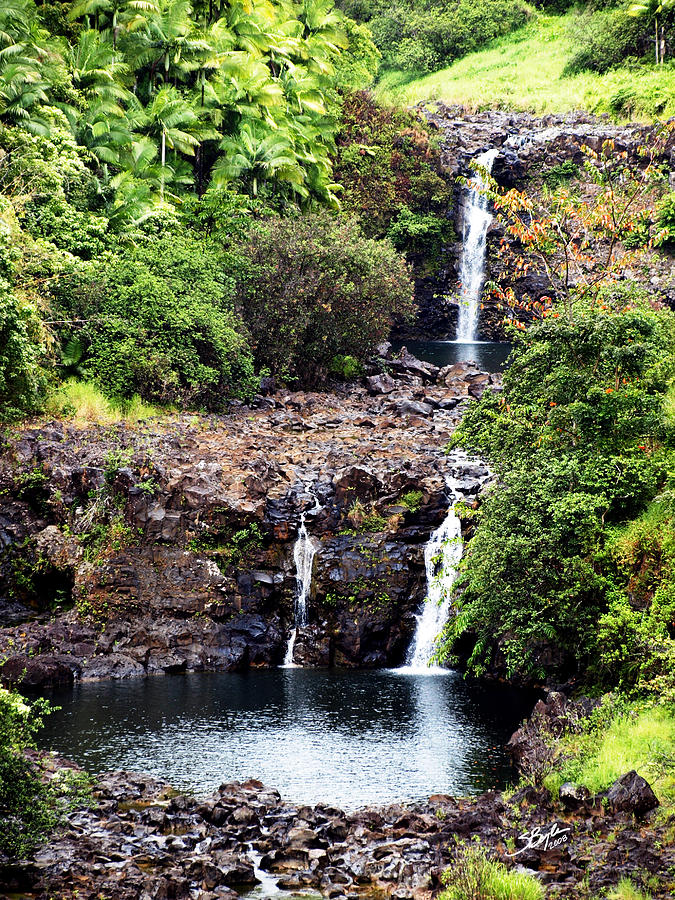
[399,107,675,341]
[0,351,497,685]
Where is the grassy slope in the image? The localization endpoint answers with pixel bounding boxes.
[376,13,675,120]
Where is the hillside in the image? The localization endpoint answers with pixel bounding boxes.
[377,12,675,119]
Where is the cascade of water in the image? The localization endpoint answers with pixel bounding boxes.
[282,507,319,668]
[400,477,463,673]
[455,149,499,344]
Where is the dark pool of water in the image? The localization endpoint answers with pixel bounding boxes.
[392,340,512,372]
[38,669,536,808]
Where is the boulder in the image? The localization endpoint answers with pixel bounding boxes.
[334,466,382,504]
[607,771,659,816]
[392,400,433,418]
[366,374,398,395]
[559,782,591,810]
[0,653,75,689]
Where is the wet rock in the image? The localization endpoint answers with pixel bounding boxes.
[392,400,434,418]
[366,374,397,395]
[0,653,75,689]
[559,782,591,810]
[607,771,659,816]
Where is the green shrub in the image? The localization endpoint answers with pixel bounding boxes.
[0,284,47,420]
[655,192,675,247]
[400,490,424,512]
[363,0,530,74]
[233,212,414,384]
[440,842,544,900]
[387,207,451,259]
[0,687,89,860]
[542,160,578,189]
[334,91,453,244]
[564,9,646,75]
[335,18,381,89]
[329,354,364,380]
[51,234,257,408]
[444,291,675,680]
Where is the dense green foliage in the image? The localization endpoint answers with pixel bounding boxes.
[0,687,88,860]
[52,232,257,406]
[234,212,413,382]
[444,292,675,682]
[334,91,452,247]
[0,0,427,417]
[338,0,530,74]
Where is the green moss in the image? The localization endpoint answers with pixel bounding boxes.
[399,489,423,513]
[188,522,264,571]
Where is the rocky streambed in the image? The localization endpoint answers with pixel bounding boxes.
[3,692,673,900]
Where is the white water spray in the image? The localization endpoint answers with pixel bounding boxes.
[282,507,319,667]
[400,477,463,673]
[456,149,499,344]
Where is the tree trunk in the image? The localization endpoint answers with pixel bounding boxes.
[656,17,660,65]
[161,130,166,200]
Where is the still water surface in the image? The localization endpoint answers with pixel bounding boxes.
[392,340,512,372]
[39,669,535,808]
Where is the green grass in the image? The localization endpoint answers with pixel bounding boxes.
[45,379,162,424]
[608,879,653,900]
[376,13,675,120]
[545,704,675,806]
[440,843,544,900]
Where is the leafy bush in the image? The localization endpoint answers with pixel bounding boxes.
[51,234,257,408]
[0,687,89,860]
[334,18,381,90]
[0,284,47,420]
[542,160,578,189]
[655,192,675,247]
[564,9,647,75]
[360,0,530,74]
[334,92,453,242]
[232,212,414,383]
[440,842,544,900]
[443,293,675,680]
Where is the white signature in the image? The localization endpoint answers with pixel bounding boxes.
[509,822,571,856]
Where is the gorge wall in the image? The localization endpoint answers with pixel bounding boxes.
[0,349,496,686]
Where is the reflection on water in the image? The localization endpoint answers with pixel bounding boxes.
[392,340,512,372]
[38,670,536,808]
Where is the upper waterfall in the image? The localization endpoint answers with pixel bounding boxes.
[456,149,499,343]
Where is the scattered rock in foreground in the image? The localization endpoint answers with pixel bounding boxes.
[2,762,672,900]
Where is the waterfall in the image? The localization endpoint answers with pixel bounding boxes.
[282,510,318,668]
[400,477,463,673]
[455,149,499,344]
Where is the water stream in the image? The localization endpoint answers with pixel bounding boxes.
[399,475,463,674]
[282,508,319,667]
[456,149,499,343]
